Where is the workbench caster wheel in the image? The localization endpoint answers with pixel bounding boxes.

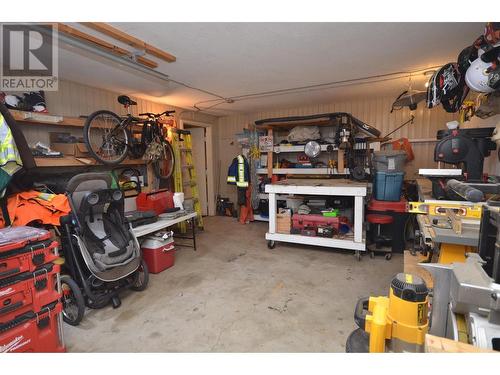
[385,253,392,261]
[355,251,361,261]
[267,240,275,249]
[369,251,375,259]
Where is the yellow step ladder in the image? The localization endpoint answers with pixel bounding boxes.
[172,129,204,231]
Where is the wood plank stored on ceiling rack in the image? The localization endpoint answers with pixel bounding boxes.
[81,22,176,63]
[57,23,159,69]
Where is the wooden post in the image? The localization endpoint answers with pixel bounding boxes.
[267,128,273,178]
[338,150,345,173]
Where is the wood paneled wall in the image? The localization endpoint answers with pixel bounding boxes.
[215,96,500,202]
[20,79,217,145]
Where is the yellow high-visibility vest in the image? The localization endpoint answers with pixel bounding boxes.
[0,113,23,177]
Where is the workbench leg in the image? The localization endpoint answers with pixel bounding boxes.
[192,218,197,251]
[269,192,276,234]
[354,196,364,244]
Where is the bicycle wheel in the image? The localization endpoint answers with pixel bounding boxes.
[84,110,129,165]
[153,140,175,181]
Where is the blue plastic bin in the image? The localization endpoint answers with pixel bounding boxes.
[373,172,404,201]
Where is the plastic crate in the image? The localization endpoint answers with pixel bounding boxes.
[373,150,407,172]
[373,172,404,201]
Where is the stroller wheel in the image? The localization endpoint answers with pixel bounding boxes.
[60,275,85,326]
[130,259,149,292]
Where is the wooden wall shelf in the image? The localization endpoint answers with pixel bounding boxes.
[12,110,85,128]
[35,156,146,168]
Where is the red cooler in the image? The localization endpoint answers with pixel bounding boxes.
[141,235,175,274]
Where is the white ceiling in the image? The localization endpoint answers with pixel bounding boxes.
[56,22,484,116]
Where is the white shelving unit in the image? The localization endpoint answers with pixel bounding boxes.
[257,142,379,176]
[265,179,368,257]
[272,144,336,153]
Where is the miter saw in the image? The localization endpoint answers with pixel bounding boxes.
[419,120,497,200]
[417,198,500,351]
[421,254,500,351]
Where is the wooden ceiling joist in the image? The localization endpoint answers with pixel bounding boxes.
[80,22,177,63]
[57,23,159,69]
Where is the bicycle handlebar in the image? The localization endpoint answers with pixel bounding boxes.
[138,110,175,118]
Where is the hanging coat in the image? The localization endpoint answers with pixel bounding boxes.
[0,113,22,196]
[0,191,71,228]
[227,155,250,187]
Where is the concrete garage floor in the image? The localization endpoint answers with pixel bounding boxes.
[64,216,402,352]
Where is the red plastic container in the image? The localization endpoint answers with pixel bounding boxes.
[0,302,65,353]
[136,190,174,216]
[0,263,61,324]
[141,237,175,274]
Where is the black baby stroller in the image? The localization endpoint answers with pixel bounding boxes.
[59,172,149,325]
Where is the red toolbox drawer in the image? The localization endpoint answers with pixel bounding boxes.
[0,226,52,252]
[0,239,58,280]
[141,236,175,274]
[0,263,61,324]
[0,301,65,353]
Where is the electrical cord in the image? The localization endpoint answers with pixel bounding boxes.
[383,115,415,138]
[190,64,444,112]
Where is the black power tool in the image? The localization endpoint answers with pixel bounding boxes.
[431,126,496,199]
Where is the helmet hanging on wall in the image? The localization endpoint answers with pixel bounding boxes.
[457,45,478,75]
[426,69,441,109]
[484,22,500,46]
[465,46,500,93]
[426,63,468,113]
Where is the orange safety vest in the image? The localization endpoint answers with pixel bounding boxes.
[0,191,71,228]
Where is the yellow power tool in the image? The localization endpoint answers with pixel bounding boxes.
[346,273,429,352]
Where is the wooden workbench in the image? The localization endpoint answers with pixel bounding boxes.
[265,179,368,255]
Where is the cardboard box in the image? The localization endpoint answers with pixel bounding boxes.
[276,208,292,234]
[50,142,89,157]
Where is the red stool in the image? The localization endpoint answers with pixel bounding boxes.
[366,214,394,260]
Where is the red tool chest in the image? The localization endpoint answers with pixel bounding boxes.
[0,302,65,353]
[141,235,175,274]
[0,263,61,324]
[136,190,174,216]
[292,214,349,231]
[0,239,58,280]
[0,226,65,353]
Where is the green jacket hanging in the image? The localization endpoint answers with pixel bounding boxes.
[0,113,23,196]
